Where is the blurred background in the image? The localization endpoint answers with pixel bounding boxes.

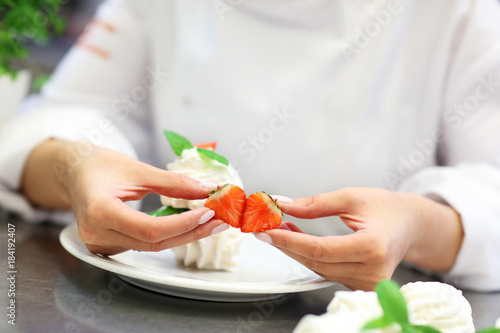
[0,0,105,126]
[27,0,101,82]
[22,0,500,81]
[26,0,500,85]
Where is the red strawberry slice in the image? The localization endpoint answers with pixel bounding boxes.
[241,192,283,233]
[194,142,217,151]
[205,184,246,228]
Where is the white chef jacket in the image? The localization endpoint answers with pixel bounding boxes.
[0,0,499,291]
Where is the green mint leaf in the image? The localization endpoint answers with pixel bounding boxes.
[164,130,194,156]
[148,206,189,217]
[401,324,441,333]
[363,316,395,330]
[376,280,409,325]
[476,329,500,333]
[197,148,229,166]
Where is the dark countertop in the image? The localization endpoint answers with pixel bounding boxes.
[1,212,499,333]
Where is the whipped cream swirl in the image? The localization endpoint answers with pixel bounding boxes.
[400,282,475,333]
[294,282,475,333]
[161,148,243,209]
[295,290,399,333]
[174,227,243,271]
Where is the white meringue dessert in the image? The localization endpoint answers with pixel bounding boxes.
[160,146,245,271]
[294,281,475,333]
[161,147,243,210]
[294,289,399,333]
[400,282,475,333]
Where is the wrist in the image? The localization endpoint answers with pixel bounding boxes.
[403,194,464,272]
[22,139,95,209]
[54,140,94,192]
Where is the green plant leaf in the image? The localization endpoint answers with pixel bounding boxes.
[197,148,229,166]
[51,16,66,35]
[148,206,189,217]
[476,329,500,333]
[363,316,394,330]
[163,130,194,156]
[0,0,66,78]
[376,280,409,325]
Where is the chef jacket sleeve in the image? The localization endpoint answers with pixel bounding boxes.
[0,0,154,224]
[398,0,500,292]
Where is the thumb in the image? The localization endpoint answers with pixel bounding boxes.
[139,165,217,199]
[265,228,367,263]
[279,190,355,219]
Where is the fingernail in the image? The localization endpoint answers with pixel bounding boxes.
[199,210,215,225]
[271,195,293,204]
[254,232,272,244]
[277,223,292,231]
[211,223,229,235]
[199,181,219,190]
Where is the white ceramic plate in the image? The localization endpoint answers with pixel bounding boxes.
[60,223,335,302]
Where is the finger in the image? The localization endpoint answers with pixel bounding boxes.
[265,229,370,263]
[277,246,364,278]
[85,244,127,256]
[278,247,392,291]
[99,199,215,242]
[138,165,216,200]
[279,190,356,219]
[276,221,306,233]
[284,221,306,233]
[275,247,384,291]
[276,222,292,231]
[84,219,225,253]
[147,220,228,251]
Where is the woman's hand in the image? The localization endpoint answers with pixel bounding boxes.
[22,140,224,255]
[260,188,464,291]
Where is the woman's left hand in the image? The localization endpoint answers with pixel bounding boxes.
[258,188,463,291]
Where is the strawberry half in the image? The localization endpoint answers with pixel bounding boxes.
[241,192,283,233]
[205,184,246,228]
[194,142,217,151]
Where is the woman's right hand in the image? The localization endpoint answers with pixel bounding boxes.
[22,140,225,255]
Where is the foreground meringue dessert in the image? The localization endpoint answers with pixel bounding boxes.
[294,290,399,333]
[294,281,475,333]
[401,282,475,333]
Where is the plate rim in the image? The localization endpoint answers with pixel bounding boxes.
[59,223,335,298]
